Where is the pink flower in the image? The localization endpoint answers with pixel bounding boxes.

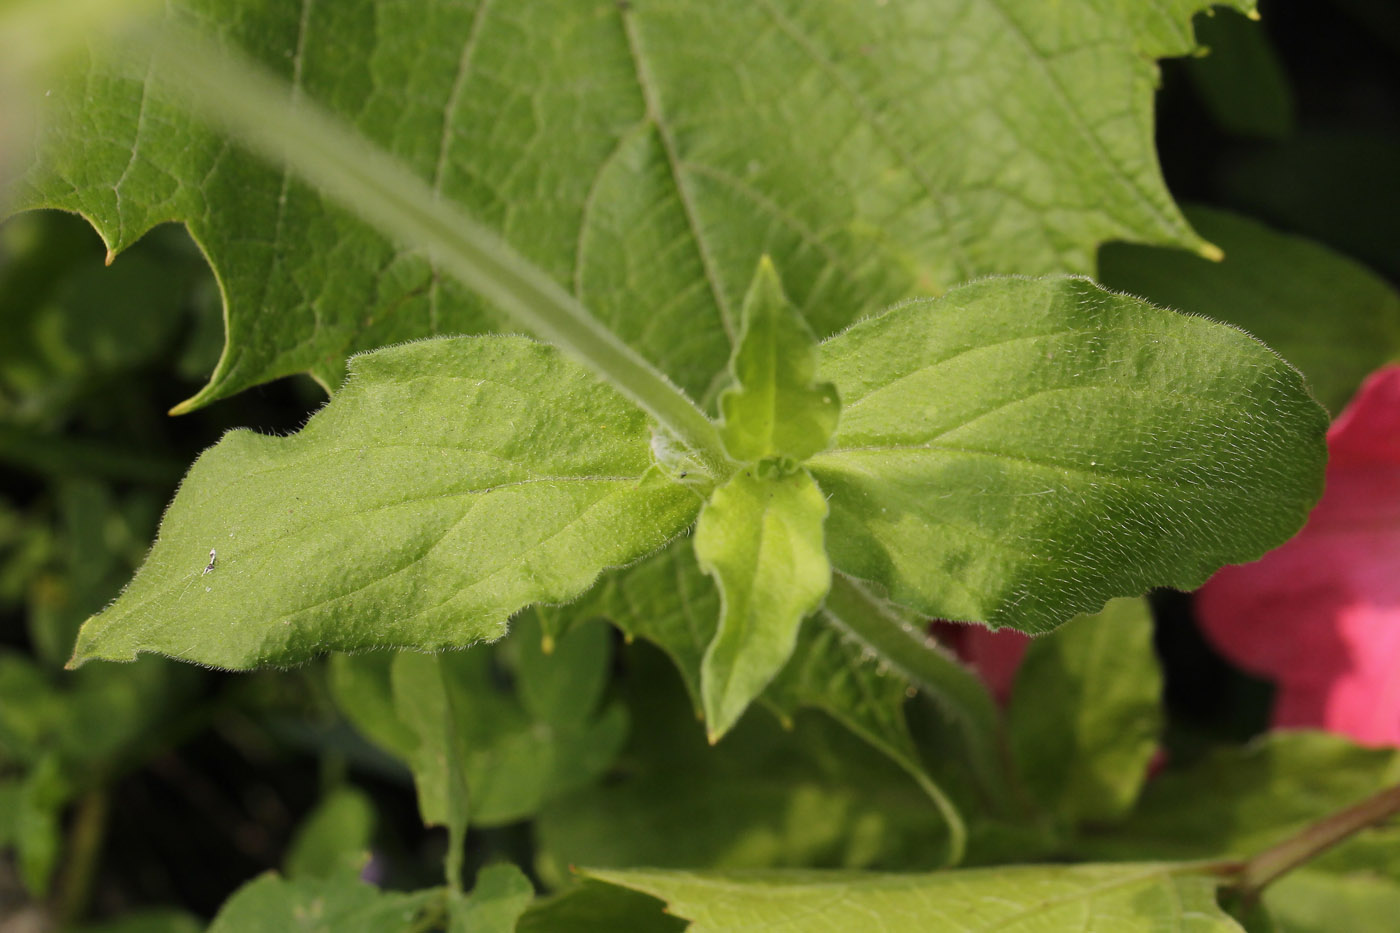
[934,622,1031,704]
[1196,365,1400,746]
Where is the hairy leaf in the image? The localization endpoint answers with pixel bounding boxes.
[695,467,830,740]
[719,258,837,463]
[69,336,699,668]
[1100,206,1400,414]
[808,275,1328,633]
[584,862,1245,932]
[1007,597,1162,826]
[13,0,1248,408]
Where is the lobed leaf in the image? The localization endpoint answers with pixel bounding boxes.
[808,275,1328,633]
[13,0,1249,408]
[69,336,700,669]
[695,467,830,740]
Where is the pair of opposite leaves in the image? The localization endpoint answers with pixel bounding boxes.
[69,264,1326,742]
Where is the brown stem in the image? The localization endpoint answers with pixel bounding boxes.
[1229,780,1400,901]
[53,789,108,927]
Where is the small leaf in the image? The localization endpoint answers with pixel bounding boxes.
[284,786,376,881]
[719,258,838,463]
[450,863,534,933]
[69,336,700,669]
[518,881,685,933]
[583,862,1246,932]
[695,468,830,741]
[332,619,627,828]
[1007,597,1163,827]
[391,653,470,889]
[809,275,1328,633]
[206,873,439,933]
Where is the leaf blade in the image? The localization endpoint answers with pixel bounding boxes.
[719,258,838,463]
[809,275,1328,632]
[695,468,830,740]
[70,336,699,669]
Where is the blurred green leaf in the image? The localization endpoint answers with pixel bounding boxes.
[332,617,627,829]
[206,873,440,933]
[391,653,471,888]
[449,863,534,933]
[1184,8,1294,139]
[585,860,1246,932]
[1099,206,1400,414]
[1008,597,1163,827]
[284,786,376,882]
[518,881,684,933]
[535,645,951,884]
[1080,732,1400,864]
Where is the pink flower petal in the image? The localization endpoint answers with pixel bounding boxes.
[1197,365,1400,746]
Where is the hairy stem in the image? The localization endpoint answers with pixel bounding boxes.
[824,573,1010,801]
[138,24,732,477]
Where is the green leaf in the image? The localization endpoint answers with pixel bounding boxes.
[559,540,971,852]
[206,873,440,933]
[284,786,376,881]
[1263,870,1400,933]
[518,882,686,933]
[391,653,471,889]
[535,645,953,881]
[719,257,838,463]
[449,863,534,933]
[556,539,716,713]
[1182,8,1294,139]
[1099,206,1400,414]
[1081,732,1400,864]
[1007,597,1163,827]
[808,275,1328,633]
[583,862,1246,932]
[69,336,700,669]
[13,0,1247,408]
[695,467,830,740]
[332,618,628,828]
[766,614,967,866]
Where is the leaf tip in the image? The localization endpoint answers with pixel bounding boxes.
[103,247,116,267]
[1197,241,1226,263]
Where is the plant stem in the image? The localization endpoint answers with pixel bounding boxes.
[138,24,732,477]
[824,573,1010,800]
[1230,780,1400,901]
[53,789,108,927]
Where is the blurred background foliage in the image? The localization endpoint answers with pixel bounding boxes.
[1,0,1398,928]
